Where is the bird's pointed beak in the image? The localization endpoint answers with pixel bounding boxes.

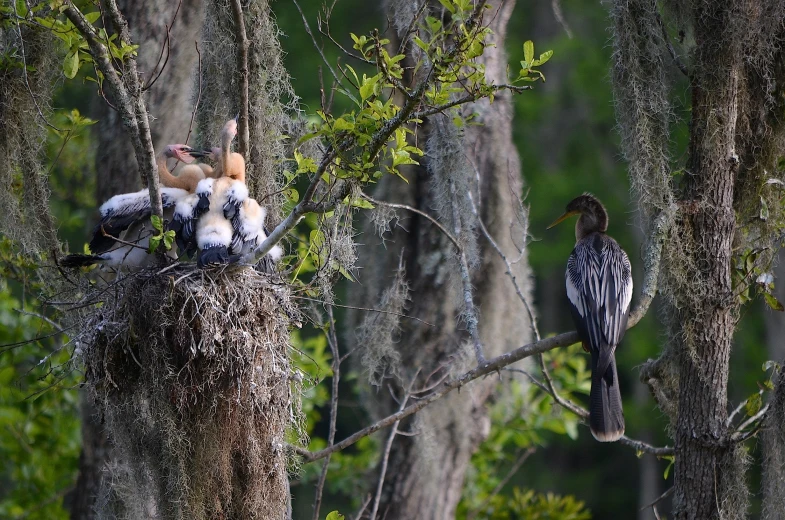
[547,210,579,229]
[186,149,211,159]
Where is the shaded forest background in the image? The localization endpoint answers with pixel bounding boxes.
[0,0,781,518]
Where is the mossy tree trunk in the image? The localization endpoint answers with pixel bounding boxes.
[73,2,204,518]
[348,1,533,518]
[671,7,742,510]
[610,0,785,518]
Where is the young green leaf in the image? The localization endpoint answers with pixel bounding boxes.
[523,40,535,65]
[150,214,164,232]
[764,292,784,311]
[148,235,161,254]
[63,50,79,79]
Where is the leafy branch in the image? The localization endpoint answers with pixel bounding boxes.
[253,0,550,273]
[50,1,162,220]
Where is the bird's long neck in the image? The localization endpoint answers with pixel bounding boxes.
[220,130,232,178]
[575,208,608,241]
[225,153,246,182]
[157,153,188,190]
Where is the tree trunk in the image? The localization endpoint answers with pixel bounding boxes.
[348,1,532,518]
[73,3,205,518]
[610,0,785,517]
[671,5,743,518]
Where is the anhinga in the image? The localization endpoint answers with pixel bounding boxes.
[548,193,632,442]
[170,118,282,269]
[61,187,190,268]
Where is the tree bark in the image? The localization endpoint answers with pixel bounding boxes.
[671,4,742,517]
[348,1,532,518]
[74,3,205,518]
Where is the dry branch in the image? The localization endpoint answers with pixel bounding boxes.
[294,203,676,463]
[63,3,163,219]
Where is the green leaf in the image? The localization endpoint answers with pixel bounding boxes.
[63,49,79,79]
[663,456,675,479]
[359,73,383,102]
[537,49,553,65]
[150,214,163,232]
[523,40,534,65]
[163,230,175,250]
[332,117,355,132]
[84,11,101,24]
[764,292,784,311]
[413,36,429,52]
[437,0,456,14]
[148,235,161,254]
[746,392,762,416]
[284,188,299,204]
[348,197,374,209]
[15,0,28,17]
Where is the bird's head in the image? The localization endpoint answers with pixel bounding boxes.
[547,193,609,238]
[164,144,200,164]
[223,118,238,142]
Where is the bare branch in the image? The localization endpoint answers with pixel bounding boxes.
[184,41,202,146]
[640,487,674,512]
[468,191,540,341]
[506,366,672,456]
[655,10,688,77]
[551,0,573,39]
[370,383,412,520]
[312,306,340,520]
[63,2,163,219]
[293,207,675,463]
[449,180,485,364]
[360,192,461,251]
[292,0,359,105]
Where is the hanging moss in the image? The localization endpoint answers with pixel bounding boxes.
[0,20,60,255]
[74,267,303,520]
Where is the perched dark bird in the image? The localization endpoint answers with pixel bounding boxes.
[548,193,632,442]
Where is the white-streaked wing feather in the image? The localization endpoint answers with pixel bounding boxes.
[565,234,632,349]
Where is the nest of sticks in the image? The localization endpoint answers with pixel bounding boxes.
[76,265,302,520]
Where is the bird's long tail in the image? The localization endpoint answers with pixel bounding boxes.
[589,347,624,442]
[61,254,104,268]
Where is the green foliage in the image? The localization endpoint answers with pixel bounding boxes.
[33,6,138,81]
[147,214,175,254]
[0,243,80,519]
[733,247,784,310]
[459,343,592,517]
[278,0,550,290]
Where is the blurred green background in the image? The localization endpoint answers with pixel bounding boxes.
[0,0,777,518]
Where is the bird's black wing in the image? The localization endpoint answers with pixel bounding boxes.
[90,188,188,253]
[565,234,632,358]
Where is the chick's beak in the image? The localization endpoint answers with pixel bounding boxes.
[185,149,211,159]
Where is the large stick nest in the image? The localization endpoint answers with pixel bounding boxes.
[77,266,302,520]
